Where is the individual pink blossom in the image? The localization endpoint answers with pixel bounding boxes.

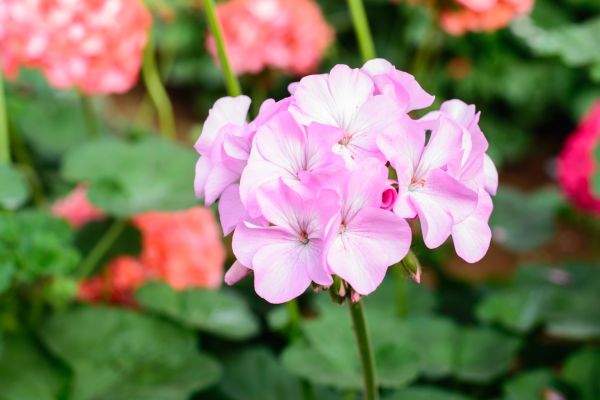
[290,64,401,164]
[207,0,334,76]
[324,159,412,295]
[132,207,226,290]
[557,102,600,215]
[438,0,534,35]
[239,108,345,217]
[233,181,338,303]
[378,114,478,249]
[51,185,105,228]
[0,0,151,94]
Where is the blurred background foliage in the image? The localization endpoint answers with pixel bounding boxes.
[0,0,599,399]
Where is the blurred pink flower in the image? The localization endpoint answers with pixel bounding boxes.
[0,0,151,94]
[132,207,226,290]
[439,0,534,35]
[557,102,600,216]
[207,0,334,76]
[51,185,105,228]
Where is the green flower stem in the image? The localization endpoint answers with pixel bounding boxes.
[78,93,100,139]
[286,299,301,338]
[143,30,176,139]
[347,0,376,62]
[203,0,242,97]
[348,299,379,400]
[77,220,127,278]
[0,70,11,164]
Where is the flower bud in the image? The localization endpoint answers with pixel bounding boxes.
[400,250,422,284]
[224,261,251,286]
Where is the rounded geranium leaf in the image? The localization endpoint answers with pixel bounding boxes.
[0,164,29,210]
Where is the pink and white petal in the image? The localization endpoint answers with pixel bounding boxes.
[218,184,245,236]
[389,69,435,111]
[305,123,345,170]
[327,65,374,130]
[290,73,339,127]
[232,222,291,268]
[417,115,463,173]
[376,121,425,173]
[224,261,251,286]
[411,192,453,249]
[255,110,306,170]
[194,157,211,199]
[452,192,493,263]
[361,58,394,76]
[204,163,239,205]
[255,180,307,231]
[440,99,476,126]
[253,241,314,304]
[419,169,478,223]
[195,96,251,153]
[483,154,498,195]
[326,207,411,295]
[349,95,401,153]
[342,158,388,219]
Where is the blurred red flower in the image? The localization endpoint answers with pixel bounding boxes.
[0,0,151,94]
[557,102,600,216]
[207,0,334,76]
[51,185,105,228]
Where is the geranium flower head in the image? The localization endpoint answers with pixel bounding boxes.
[0,0,152,94]
[207,0,334,76]
[557,102,600,215]
[196,59,498,302]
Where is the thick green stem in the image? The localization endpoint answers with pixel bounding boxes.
[143,31,176,139]
[203,0,242,97]
[79,93,100,139]
[77,220,127,278]
[393,267,408,318]
[0,70,11,163]
[286,299,301,338]
[348,300,379,400]
[346,0,376,62]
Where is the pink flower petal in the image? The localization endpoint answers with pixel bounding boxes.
[452,191,493,263]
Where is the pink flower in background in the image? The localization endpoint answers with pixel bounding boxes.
[132,207,226,290]
[51,185,105,228]
[557,102,600,216]
[196,59,498,302]
[207,0,334,76]
[0,0,151,94]
[439,0,534,35]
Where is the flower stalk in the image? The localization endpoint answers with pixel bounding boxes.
[78,219,127,278]
[348,298,379,400]
[0,70,11,163]
[142,29,176,139]
[78,93,100,139]
[203,0,242,97]
[346,0,376,62]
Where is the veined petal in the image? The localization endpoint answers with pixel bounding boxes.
[342,158,388,220]
[255,110,306,173]
[218,184,245,236]
[232,222,290,268]
[194,157,211,199]
[326,207,411,295]
[195,96,251,154]
[253,240,317,304]
[204,163,239,205]
[452,191,493,263]
[417,115,463,175]
[418,169,478,223]
[483,154,498,195]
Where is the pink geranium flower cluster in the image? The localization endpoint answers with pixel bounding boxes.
[557,102,600,216]
[52,187,226,304]
[207,0,334,76]
[0,0,151,94]
[194,59,498,304]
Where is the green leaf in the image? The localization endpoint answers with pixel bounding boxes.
[135,282,260,341]
[562,348,600,400]
[512,17,600,68]
[503,369,556,400]
[220,348,305,400]
[0,165,29,210]
[454,328,520,383]
[40,306,221,400]
[61,137,198,217]
[0,336,67,400]
[385,386,473,400]
[0,210,80,293]
[490,187,562,252]
[476,288,549,333]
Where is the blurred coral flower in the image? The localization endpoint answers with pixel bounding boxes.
[51,185,105,228]
[207,0,334,75]
[0,0,152,94]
